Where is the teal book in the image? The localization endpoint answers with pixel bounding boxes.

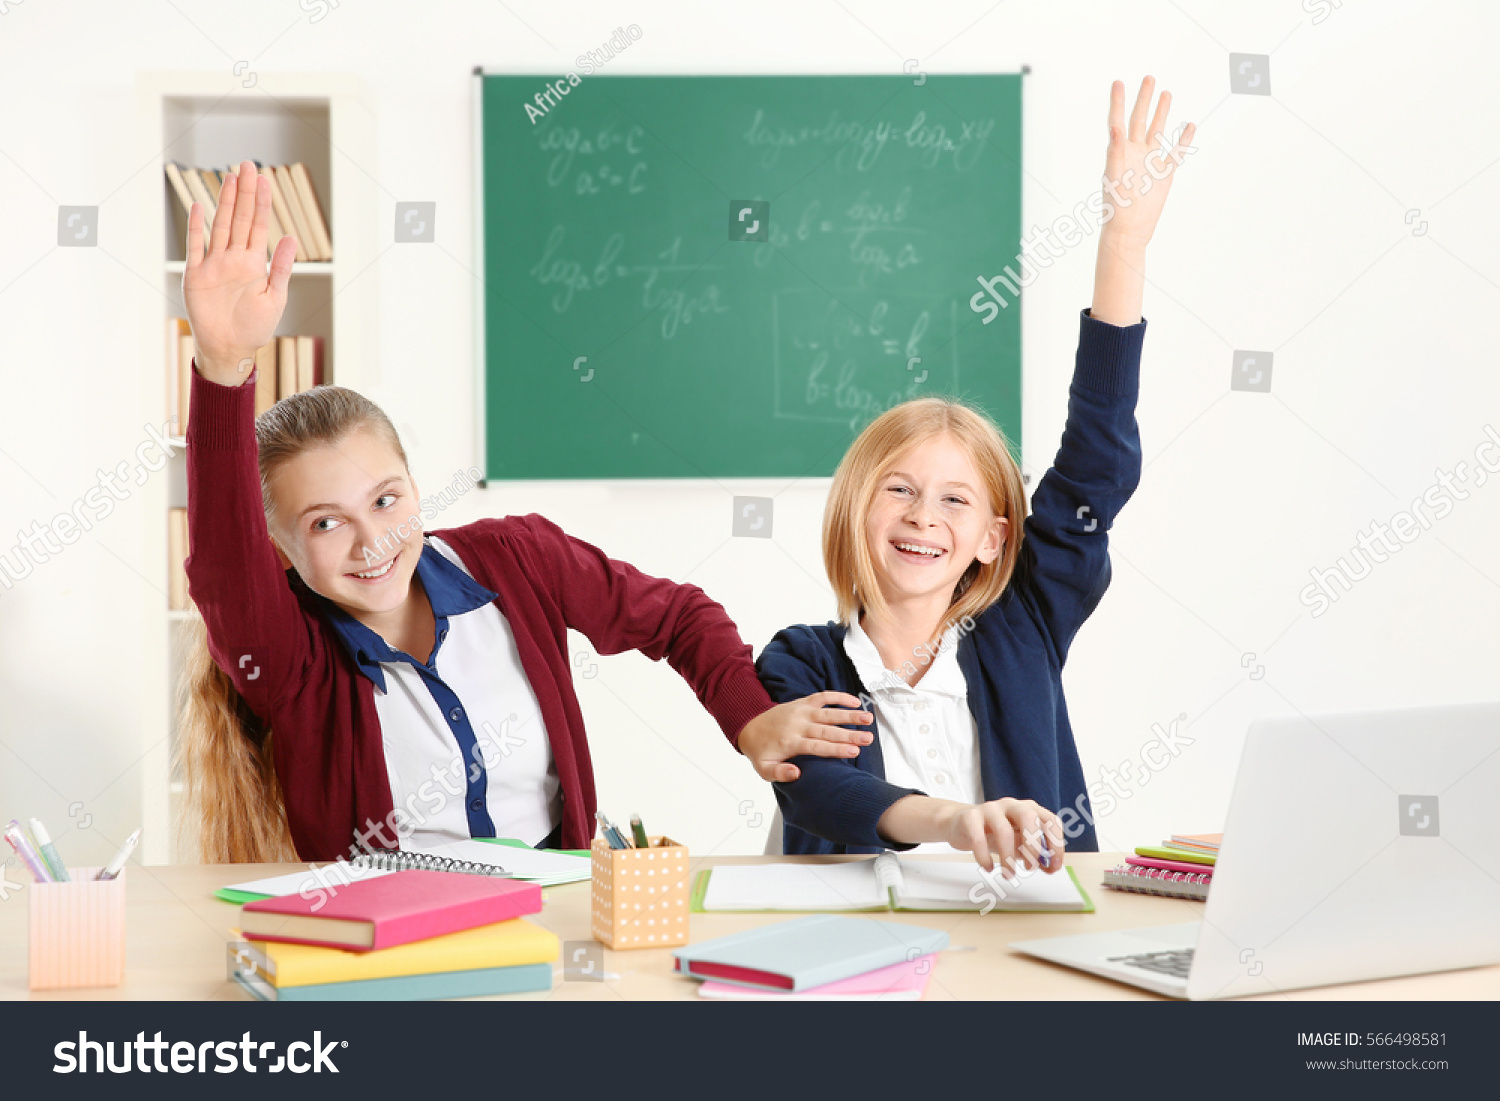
[233,962,553,1001]
[673,915,948,992]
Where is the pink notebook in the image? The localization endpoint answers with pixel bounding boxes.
[1127,855,1215,876]
[240,870,542,951]
[696,954,938,1000]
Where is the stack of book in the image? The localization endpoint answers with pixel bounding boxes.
[168,319,324,433]
[166,161,331,261]
[231,869,558,1001]
[1103,832,1220,901]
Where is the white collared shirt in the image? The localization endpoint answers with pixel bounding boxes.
[372,536,561,847]
[842,618,983,854]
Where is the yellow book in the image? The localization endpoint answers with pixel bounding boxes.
[230,917,558,988]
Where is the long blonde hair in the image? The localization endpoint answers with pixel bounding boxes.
[823,397,1029,639]
[173,385,408,863]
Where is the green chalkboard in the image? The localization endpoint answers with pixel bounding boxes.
[479,74,1023,479]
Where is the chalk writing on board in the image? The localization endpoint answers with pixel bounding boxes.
[529,227,728,340]
[774,291,958,429]
[537,121,649,194]
[752,189,925,288]
[634,236,730,340]
[529,225,625,313]
[743,109,997,171]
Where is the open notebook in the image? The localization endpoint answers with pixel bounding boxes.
[694,853,1093,914]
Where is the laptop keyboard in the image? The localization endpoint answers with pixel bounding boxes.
[1107,948,1194,979]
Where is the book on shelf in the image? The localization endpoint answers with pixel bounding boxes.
[164,161,331,261]
[179,167,216,230]
[290,163,333,260]
[167,319,322,428]
[165,317,190,436]
[168,508,190,611]
[261,164,302,261]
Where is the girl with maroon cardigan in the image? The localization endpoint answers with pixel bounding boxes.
[175,161,871,863]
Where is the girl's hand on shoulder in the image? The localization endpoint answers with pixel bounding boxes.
[1099,76,1197,252]
[940,797,1066,875]
[737,691,874,783]
[183,159,298,386]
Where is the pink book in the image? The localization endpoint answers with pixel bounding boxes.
[240,870,541,952]
[696,954,939,1000]
[1127,855,1216,876]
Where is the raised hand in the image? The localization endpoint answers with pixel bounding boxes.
[182,159,298,386]
[1099,76,1197,250]
[1090,77,1196,326]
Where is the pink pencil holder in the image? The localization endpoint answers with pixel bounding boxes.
[28,866,126,990]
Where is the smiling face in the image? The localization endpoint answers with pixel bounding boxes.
[863,433,1008,615]
[264,425,424,619]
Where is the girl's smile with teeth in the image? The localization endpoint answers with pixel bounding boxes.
[349,549,400,581]
[892,540,946,558]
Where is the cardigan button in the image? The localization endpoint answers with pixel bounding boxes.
[449,706,463,722]
[470,798,484,812]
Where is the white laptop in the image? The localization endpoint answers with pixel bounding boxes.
[1010,700,1500,999]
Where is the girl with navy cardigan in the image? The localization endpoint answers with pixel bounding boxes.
[756,78,1196,875]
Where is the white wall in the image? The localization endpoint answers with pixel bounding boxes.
[1,0,1497,866]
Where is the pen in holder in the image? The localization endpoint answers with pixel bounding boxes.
[28,867,126,990]
[590,837,689,950]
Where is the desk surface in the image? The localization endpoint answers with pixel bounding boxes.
[4,853,1497,1001]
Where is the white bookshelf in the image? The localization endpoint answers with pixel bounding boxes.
[135,71,377,863]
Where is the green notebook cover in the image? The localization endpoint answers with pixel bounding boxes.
[690,864,1095,914]
[1133,844,1216,866]
[233,961,553,1001]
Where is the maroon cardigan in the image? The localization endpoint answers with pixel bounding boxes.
[184,364,776,861]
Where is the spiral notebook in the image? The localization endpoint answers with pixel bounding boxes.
[216,841,590,904]
[390,838,591,886]
[1102,863,1211,901]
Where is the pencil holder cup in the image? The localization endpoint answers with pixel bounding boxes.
[590,837,689,950]
[28,867,126,990]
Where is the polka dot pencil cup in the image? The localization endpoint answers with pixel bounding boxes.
[590,837,689,950]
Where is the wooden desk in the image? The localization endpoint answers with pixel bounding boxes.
[4,854,1497,1000]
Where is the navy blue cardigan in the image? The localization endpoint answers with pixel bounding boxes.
[756,308,1146,856]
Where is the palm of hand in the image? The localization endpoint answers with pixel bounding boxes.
[182,160,298,370]
[1101,78,1197,249]
[184,250,284,363]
